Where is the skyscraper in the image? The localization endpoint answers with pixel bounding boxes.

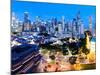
[64,22,68,34]
[58,21,63,37]
[89,16,93,33]
[51,17,57,35]
[76,11,82,38]
[62,16,65,33]
[46,20,51,34]
[11,12,19,32]
[22,12,32,32]
[80,21,84,35]
[72,18,77,38]
[35,16,42,32]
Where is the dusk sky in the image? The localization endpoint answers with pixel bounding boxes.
[11,0,96,28]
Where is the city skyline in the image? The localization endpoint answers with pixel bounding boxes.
[12,0,96,29]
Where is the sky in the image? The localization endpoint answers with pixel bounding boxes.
[11,0,96,28]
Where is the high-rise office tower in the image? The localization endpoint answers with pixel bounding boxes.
[39,21,46,33]
[11,12,19,32]
[35,16,42,32]
[89,16,93,33]
[22,12,32,32]
[17,21,23,32]
[72,18,77,38]
[58,21,63,35]
[51,17,57,34]
[62,16,65,33]
[93,22,96,37]
[52,17,57,26]
[45,20,50,34]
[64,21,70,34]
[48,19,52,34]
[76,11,82,38]
[68,21,72,36]
[64,22,68,33]
[80,21,84,35]
[67,21,71,33]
